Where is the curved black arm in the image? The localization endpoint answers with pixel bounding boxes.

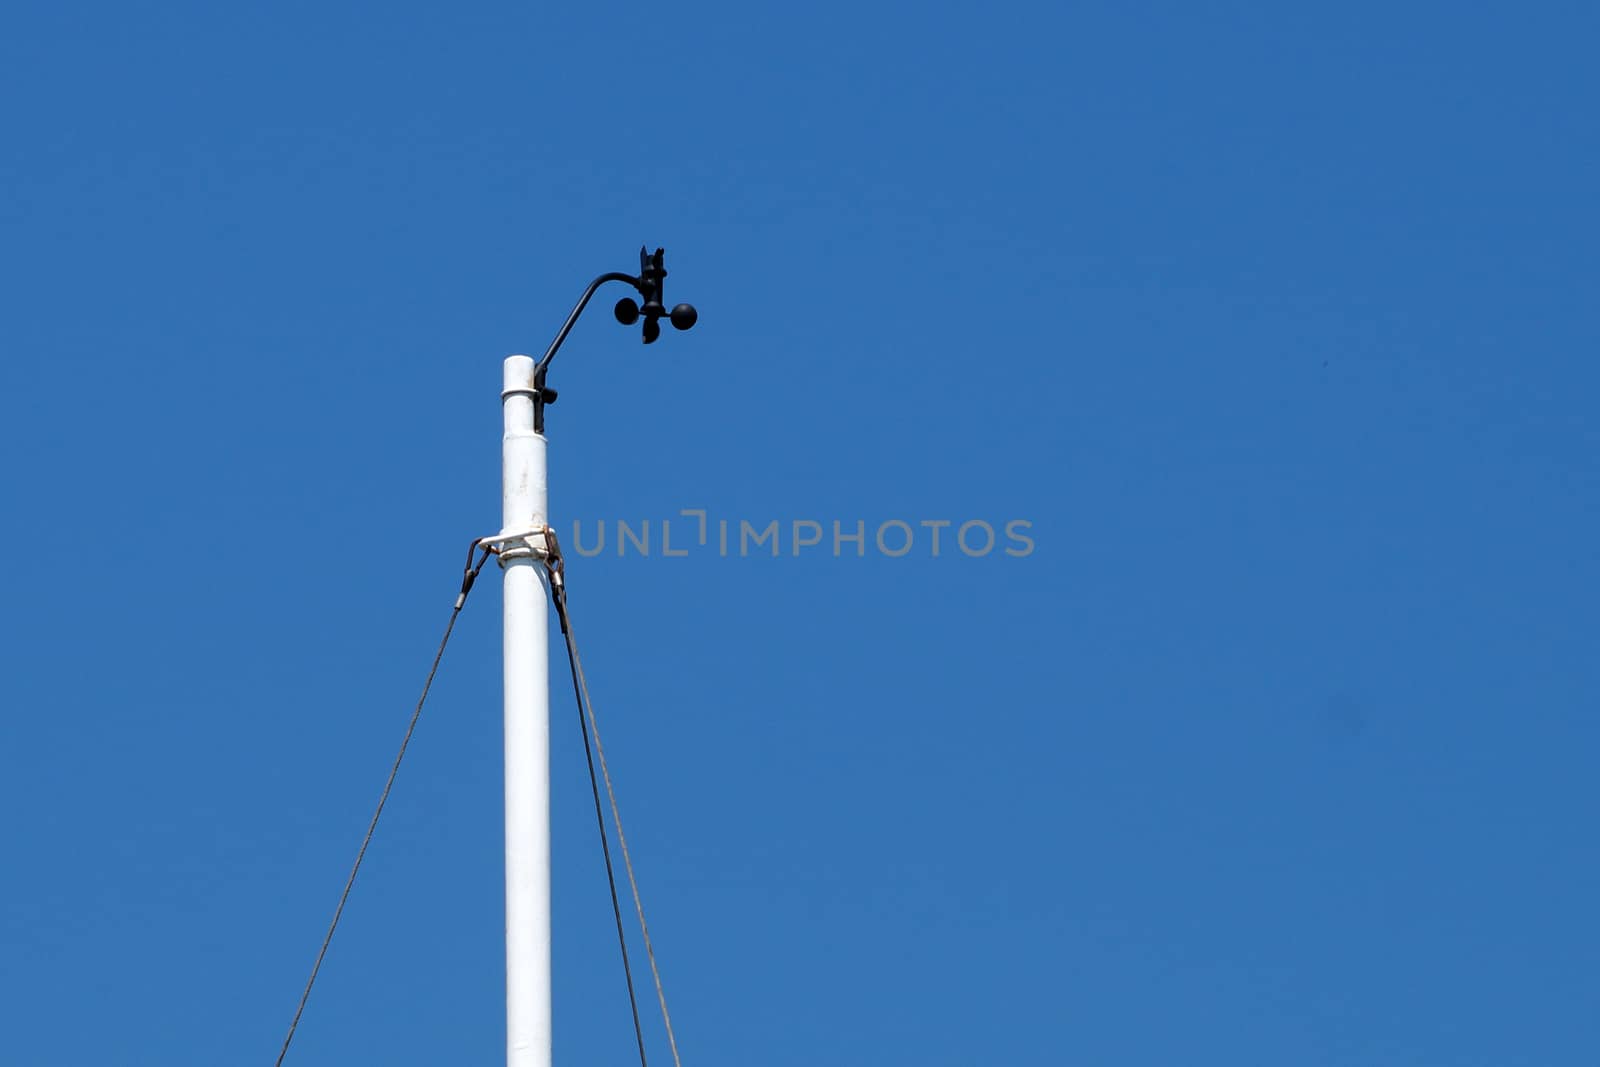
[536,271,641,373]
[529,248,694,433]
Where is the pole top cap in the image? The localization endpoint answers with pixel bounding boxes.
[503,354,537,398]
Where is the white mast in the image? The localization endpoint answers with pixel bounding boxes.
[501,354,551,1067]
[494,249,693,1067]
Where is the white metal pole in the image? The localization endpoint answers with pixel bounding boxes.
[502,354,551,1067]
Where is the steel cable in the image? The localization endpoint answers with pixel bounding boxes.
[545,535,684,1067]
[274,542,490,1066]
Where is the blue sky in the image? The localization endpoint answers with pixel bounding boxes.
[3,2,1598,1064]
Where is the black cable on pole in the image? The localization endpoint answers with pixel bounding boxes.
[274,542,491,1067]
[549,565,652,1067]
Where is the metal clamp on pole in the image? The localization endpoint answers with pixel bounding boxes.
[477,528,554,565]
